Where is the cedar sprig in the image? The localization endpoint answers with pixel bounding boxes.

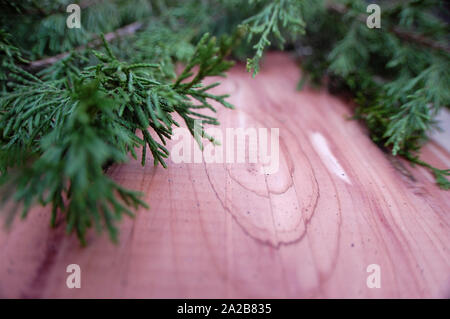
[242,0,306,76]
[242,0,449,188]
[0,30,239,244]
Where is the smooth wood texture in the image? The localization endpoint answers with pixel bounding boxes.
[0,53,449,298]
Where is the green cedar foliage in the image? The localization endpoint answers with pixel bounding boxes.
[242,0,449,189]
[0,0,449,245]
[243,0,306,76]
[0,0,243,244]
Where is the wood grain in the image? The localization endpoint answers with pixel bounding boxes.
[0,53,449,298]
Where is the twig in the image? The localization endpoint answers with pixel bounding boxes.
[327,2,450,54]
[28,21,143,70]
[391,27,450,54]
[12,0,102,16]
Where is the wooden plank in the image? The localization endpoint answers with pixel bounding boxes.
[0,53,449,298]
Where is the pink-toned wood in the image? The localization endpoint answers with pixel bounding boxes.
[0,53,449,298]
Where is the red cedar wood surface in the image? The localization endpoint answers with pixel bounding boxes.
[0,53,449,298]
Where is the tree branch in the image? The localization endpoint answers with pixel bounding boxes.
[327,2,450,54]
[8,0,103,16]
[28,21,143,70]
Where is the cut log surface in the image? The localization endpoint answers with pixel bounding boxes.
[0,53,449,298]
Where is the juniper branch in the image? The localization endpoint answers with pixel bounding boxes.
[1,29,241,244]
